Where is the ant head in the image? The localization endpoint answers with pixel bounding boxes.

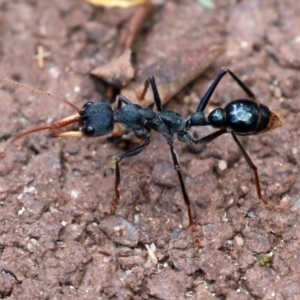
[0,76,115,141]
[78,102,114,137]
[13,101,115,141]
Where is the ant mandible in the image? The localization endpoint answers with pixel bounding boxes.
[180,68,286,212]
[0,75,200,245]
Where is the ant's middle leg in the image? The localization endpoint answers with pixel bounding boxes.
[231,132,286,212]
[110,138,151,214]
[168,141,200,246]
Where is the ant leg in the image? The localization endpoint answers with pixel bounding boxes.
[196,68,257,112]
[110,138,150,214]
[148,76,163,112]
[0,269,21,283]
[168,141,200,246]
[227,69,257,101]
[139,76,163,112]
[231,132,285,211]
[193,129,227,145]
[196,68,229,112]
[178,128,226,145]
[139,77,150,102]
[117,95,132,109]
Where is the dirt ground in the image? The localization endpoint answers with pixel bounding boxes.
[0,0,300,299]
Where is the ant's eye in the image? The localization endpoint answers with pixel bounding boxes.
[82,102,94,109]
[83,126,95,136]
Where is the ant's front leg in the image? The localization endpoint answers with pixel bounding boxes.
[139,76,163,112]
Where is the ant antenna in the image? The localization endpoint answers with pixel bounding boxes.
[11,113,81,142]
[0,76,81,112]
[0,76,82,142]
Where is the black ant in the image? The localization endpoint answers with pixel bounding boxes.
[0,68,285,247]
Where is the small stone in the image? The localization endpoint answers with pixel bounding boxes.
[218,160,227,171]
[234,235,244,246]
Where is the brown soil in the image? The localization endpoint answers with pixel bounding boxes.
[0,0,300,299]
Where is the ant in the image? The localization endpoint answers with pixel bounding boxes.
[0,68,285,248]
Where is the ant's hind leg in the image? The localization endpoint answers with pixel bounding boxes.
[231,132,286,212]
[227,69,257,102]
[196,68,229,112]
[109,138,150,214]
[196,68,258,113]
[193,129,227,145]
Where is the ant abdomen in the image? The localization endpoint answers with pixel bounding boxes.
[209,99,275,135]
[225,99,266,134]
